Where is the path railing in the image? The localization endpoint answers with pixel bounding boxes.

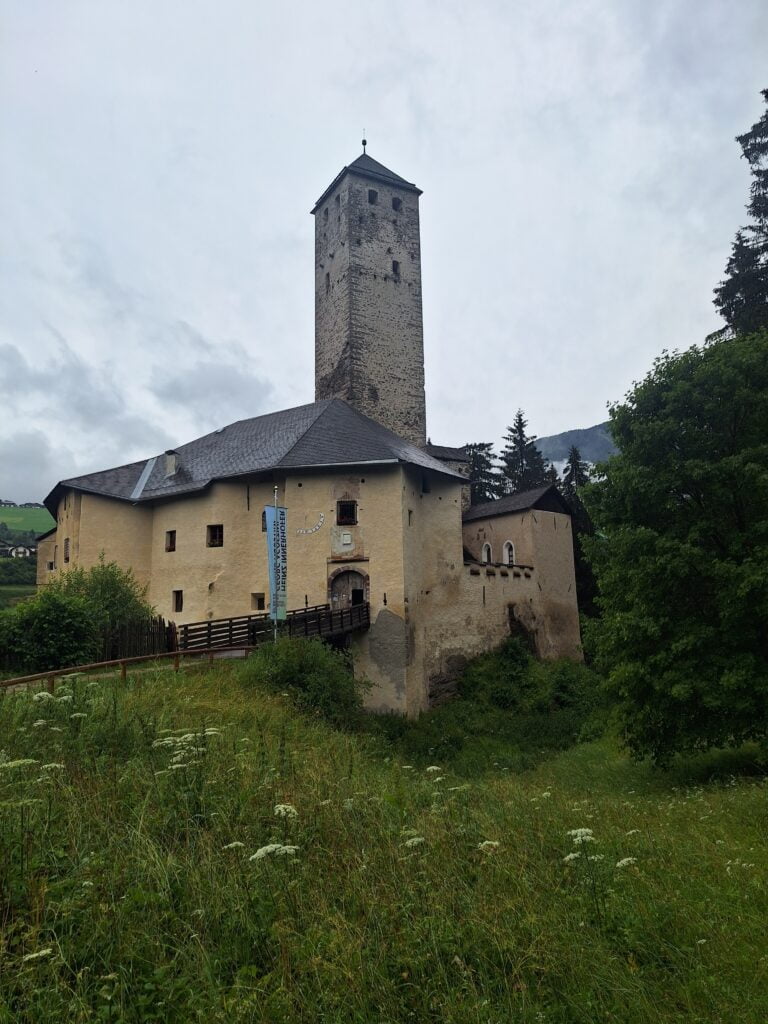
[0,603,371,692]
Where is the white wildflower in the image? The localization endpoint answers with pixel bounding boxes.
[697,939,707,945]
[21,948,53,964]
[250,843,299,860]
[541,791,552,799]
[478,840,500,852]
[615,857,637,869]
[573,834,596,845]
[32,720,48,728]
[567,828,594,839]
[70,713,87,720]
[425,765,441,773]
[222,841,245,850]
[32,691,54,702]
[274,803,298,819]
[625,829,640,836]
[40,763,65,771]
[400,765,414,770]
[82,881,94,888]
[56,694,73,703]
[204,728,221,736]
[562,852,581,863]
[432,776,446,783]
[319,799,332,806]
[0,759,39,771]
[588,855,604,862]
[404,836,425,848]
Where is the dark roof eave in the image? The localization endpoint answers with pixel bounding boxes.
[311,165,421,214]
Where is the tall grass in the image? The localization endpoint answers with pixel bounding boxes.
[0,661,765,1022]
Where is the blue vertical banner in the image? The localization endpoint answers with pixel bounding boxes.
[265,505,288,621]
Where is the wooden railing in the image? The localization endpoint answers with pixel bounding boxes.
[0,603,371,692]
[176,602,370,650]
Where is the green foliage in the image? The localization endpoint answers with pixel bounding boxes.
[584,330,768,762]
[713,89,768,337]
[0,588,98,672]
[0,559,153,672]
[0,557,36,585]
[463,441,503,504]
[242,637,367,726]
[0,665,765,1022]
[367,639,601,774]
[500,409,550,493]
[48,558,153,638]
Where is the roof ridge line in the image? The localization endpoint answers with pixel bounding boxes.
[274,399,334,468]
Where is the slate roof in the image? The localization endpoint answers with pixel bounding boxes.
[45,399,463,515]
[312,152,421,213]
[462,485,571,523]
[423,443,469,463]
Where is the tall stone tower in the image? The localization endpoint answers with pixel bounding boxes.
[312,152,427,447]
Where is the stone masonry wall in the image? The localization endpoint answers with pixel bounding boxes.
[314,170,427,447]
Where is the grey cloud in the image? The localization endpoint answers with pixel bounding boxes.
[0,430,72,505]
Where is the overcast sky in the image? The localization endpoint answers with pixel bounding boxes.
[1,1,766,502]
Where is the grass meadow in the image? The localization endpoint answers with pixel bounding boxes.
[0,507,55,534]
[0,585,36,611]
[0,659,765,1022]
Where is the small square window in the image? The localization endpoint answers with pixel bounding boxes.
[173,590,183,613]
[336,500,357,525]
[206,524,224,547]
[392,260,400,277]
[165,530,176,552]
[46,561,54,571]
[368,189,378,205]
[251,592,266,611]
[392,197,402,211]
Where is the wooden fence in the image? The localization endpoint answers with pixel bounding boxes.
[98,615,173,661]
[176,603,370,650]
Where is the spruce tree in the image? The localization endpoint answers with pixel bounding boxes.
[500,410,550,492]
[713,89,768,336]
[562,445,590,498]
[463,442,502,505]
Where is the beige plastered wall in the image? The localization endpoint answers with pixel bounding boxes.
[463,509,582,661]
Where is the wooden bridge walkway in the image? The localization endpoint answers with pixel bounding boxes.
[176,602,371,650]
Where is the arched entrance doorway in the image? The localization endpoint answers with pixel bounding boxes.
[330,569,367,609]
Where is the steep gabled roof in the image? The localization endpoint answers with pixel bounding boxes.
[462,485,571,523]
[311,152,421,213]
[45,399,463,515]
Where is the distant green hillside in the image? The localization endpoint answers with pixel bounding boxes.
[0,505,55,535]
[537,421,618,464]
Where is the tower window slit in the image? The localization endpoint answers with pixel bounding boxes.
[368,189,378,205]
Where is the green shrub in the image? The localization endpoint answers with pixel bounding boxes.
[0,556,36,585]
[241,637,368,727]
[0,589,99,672]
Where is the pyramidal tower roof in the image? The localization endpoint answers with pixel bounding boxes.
[311,151,421,213]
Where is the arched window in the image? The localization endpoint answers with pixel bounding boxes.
[503,541,515,567]
[481,543,492,564]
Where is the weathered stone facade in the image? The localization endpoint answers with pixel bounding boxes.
[313,157,427,447]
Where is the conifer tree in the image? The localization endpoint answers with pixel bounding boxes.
[713,89,768,336]
[562,445,590,498]
[500,410,550,493]
[463,442,502,505]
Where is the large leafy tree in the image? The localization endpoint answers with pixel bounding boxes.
[713,90,768,336]
[500,410,550,493]
[560,446,598,616]
[583,331,768,762]
[464,442,503,505]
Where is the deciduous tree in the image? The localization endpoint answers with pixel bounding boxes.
[583,331,768,762]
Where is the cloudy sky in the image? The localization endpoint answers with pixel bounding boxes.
[1,1,765,502]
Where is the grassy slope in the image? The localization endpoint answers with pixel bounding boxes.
[0,584,36,610]
[0,663,765,1023]
[0,507,55,534]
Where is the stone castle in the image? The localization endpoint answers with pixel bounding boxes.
[37,150,581,714]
